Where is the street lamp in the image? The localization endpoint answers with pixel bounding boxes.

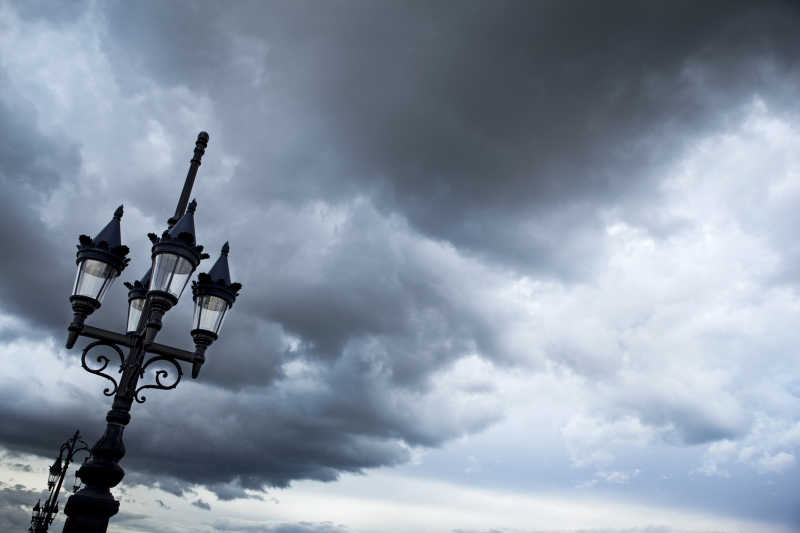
[48,458,62,490]
[60,132,242,533]
[30,431,90,533]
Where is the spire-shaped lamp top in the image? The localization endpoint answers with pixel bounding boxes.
[167,199,198,245]
[124,267,152,300]
[76,205,130,273]
[193,242,241,306]
[207,241,231,284]
[149,198,207,267]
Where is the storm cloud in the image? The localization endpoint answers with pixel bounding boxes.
[2,1,800,531]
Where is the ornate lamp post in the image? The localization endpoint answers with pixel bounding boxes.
[60,132,242,533]
[29,431,90,533]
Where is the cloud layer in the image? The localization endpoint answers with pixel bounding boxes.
[2,1,800,530]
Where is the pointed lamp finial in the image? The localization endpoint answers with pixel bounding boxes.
[166,198,198,245]
[221,241,230,256]
[92,206,124,247]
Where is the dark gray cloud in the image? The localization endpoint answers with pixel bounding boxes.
[12,0,90,25]
[0,94,83,335]
[5,462,33,472]
[0,327,497,494]
[2,0,800,528]
[99,0,800,276]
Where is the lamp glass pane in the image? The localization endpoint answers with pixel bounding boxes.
[73,259,118,302]
[150,253,193,299]
[126,298,146,333]
[48,461,60,484]
[193,295,229,334]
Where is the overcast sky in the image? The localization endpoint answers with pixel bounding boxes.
[2,1,800,532]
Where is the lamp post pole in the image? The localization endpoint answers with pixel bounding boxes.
[60,132,242,533]
[29,431,89,533]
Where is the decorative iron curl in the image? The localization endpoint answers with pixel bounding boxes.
[72,436,91,456]
[61,439,91,459]
[74,443,91,456]
[134,356,182,403]
[81,341,125,396]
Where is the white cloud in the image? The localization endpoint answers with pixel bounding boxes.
[562,415,658,467]
[699,415,800,477]
[756,451,796,474]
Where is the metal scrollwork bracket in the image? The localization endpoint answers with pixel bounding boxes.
[134,356,183,403]
[80,341,125,396]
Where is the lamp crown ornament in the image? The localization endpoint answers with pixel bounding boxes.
[124,267,153,333]
[148,198,209,269]
[123,267,152,294]
[76,206,131,273]
[168,199,198,244]
[192,241,243,306]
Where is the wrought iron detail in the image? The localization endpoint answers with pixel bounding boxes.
[134,356,183,403]
[81,341,125,396]
[61,133,243,533]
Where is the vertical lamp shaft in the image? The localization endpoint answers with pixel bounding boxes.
[168,132,209,227]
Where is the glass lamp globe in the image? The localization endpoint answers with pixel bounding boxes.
[192,295,229,336]
[149,253,194,300]
[147,199,204,302]
[126,297,146,333]
[72,259,118,303]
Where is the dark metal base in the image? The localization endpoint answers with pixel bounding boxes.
[62,486,120,533]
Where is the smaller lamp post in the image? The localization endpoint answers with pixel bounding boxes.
[29,431,90,533]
